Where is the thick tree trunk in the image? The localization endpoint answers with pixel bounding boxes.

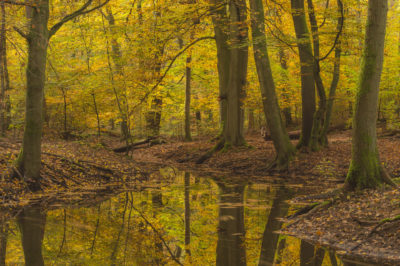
[345,0,389,190]
[18,0,49,189]
[223,0,248,147]
[250,0,295,169]
[291,0,316,149]
[210,0,230,135]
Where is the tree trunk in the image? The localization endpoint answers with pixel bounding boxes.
[291,0,316,149]
[320,0,343,146]
[210,0,230,135]
[250,0,295,169]
[18,0,49,189]
[185,50,192,141]
[0,1,8,136]
[345,0,389,190]
[223,0,248,147]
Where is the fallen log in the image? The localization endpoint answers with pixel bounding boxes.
[264,130,301,141]
[113,137,159,153]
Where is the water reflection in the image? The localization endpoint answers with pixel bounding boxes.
[259,186,291,266]
[216,182,247,266]
[17,206,46,266]
[1,170,383,265]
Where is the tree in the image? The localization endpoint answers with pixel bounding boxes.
[249,0,295,169]
[290,0,316,149]
[14,0,110,190]
[345,0,392,190]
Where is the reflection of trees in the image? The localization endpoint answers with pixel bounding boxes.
[216,182,247,266]
[184,172,191,258]
[300,240,325,266]
[259,186,291,266]
[0,217,8,266]
[17,206,47,266]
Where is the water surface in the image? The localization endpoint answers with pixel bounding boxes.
[1,169,376,265]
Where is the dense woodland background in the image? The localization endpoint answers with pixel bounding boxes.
[0,0,397,139]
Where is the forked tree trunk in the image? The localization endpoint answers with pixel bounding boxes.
[250,0,295,169]
[185,53,192,141]
[290,0,316,149]
[223,0,248,147]
[17,0,49,189]
[345,0,389,190]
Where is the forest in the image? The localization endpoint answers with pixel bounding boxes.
[0,0,399,265]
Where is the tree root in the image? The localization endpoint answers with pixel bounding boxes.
[196,139,224,164]
[351,215,400,251]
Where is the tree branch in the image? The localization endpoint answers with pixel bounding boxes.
[13,26,28,39]
[48,0,111,38]
[3,0,35,7]
[131,36,215,111]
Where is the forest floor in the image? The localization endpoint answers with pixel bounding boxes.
[0,130,399,262]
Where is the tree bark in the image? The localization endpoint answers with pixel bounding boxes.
[290,0,316,149]
[210,0,230,135]
[250,0,295,169]
[345,0,389,190]
[0,1,9,136]
[18,0,49,189]
[224,0,248,147]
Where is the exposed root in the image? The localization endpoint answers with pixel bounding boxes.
[381,167,398,188]
[196,139,224,164]
[351,215,400,251]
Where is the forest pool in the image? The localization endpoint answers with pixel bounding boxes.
[3,169,379,265]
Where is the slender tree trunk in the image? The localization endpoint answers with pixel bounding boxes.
[210,0,230,135]
[250,0,295,169]
[18,0,49,189]
[105,7,130,141]
[248,109,255,133]
[185,48,192,141]
[91,92,101,137]
[224,0,248,147]
[0,1,7,136]
[345,0,389,190]
[320,0,343,146]
[307,0,327,151]
[291,0,316,149]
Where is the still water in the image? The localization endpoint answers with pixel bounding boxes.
[1,169,376,265]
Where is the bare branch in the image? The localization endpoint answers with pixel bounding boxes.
[2,0,35,7]
[48,0,111,38]
[13,26,28,39]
